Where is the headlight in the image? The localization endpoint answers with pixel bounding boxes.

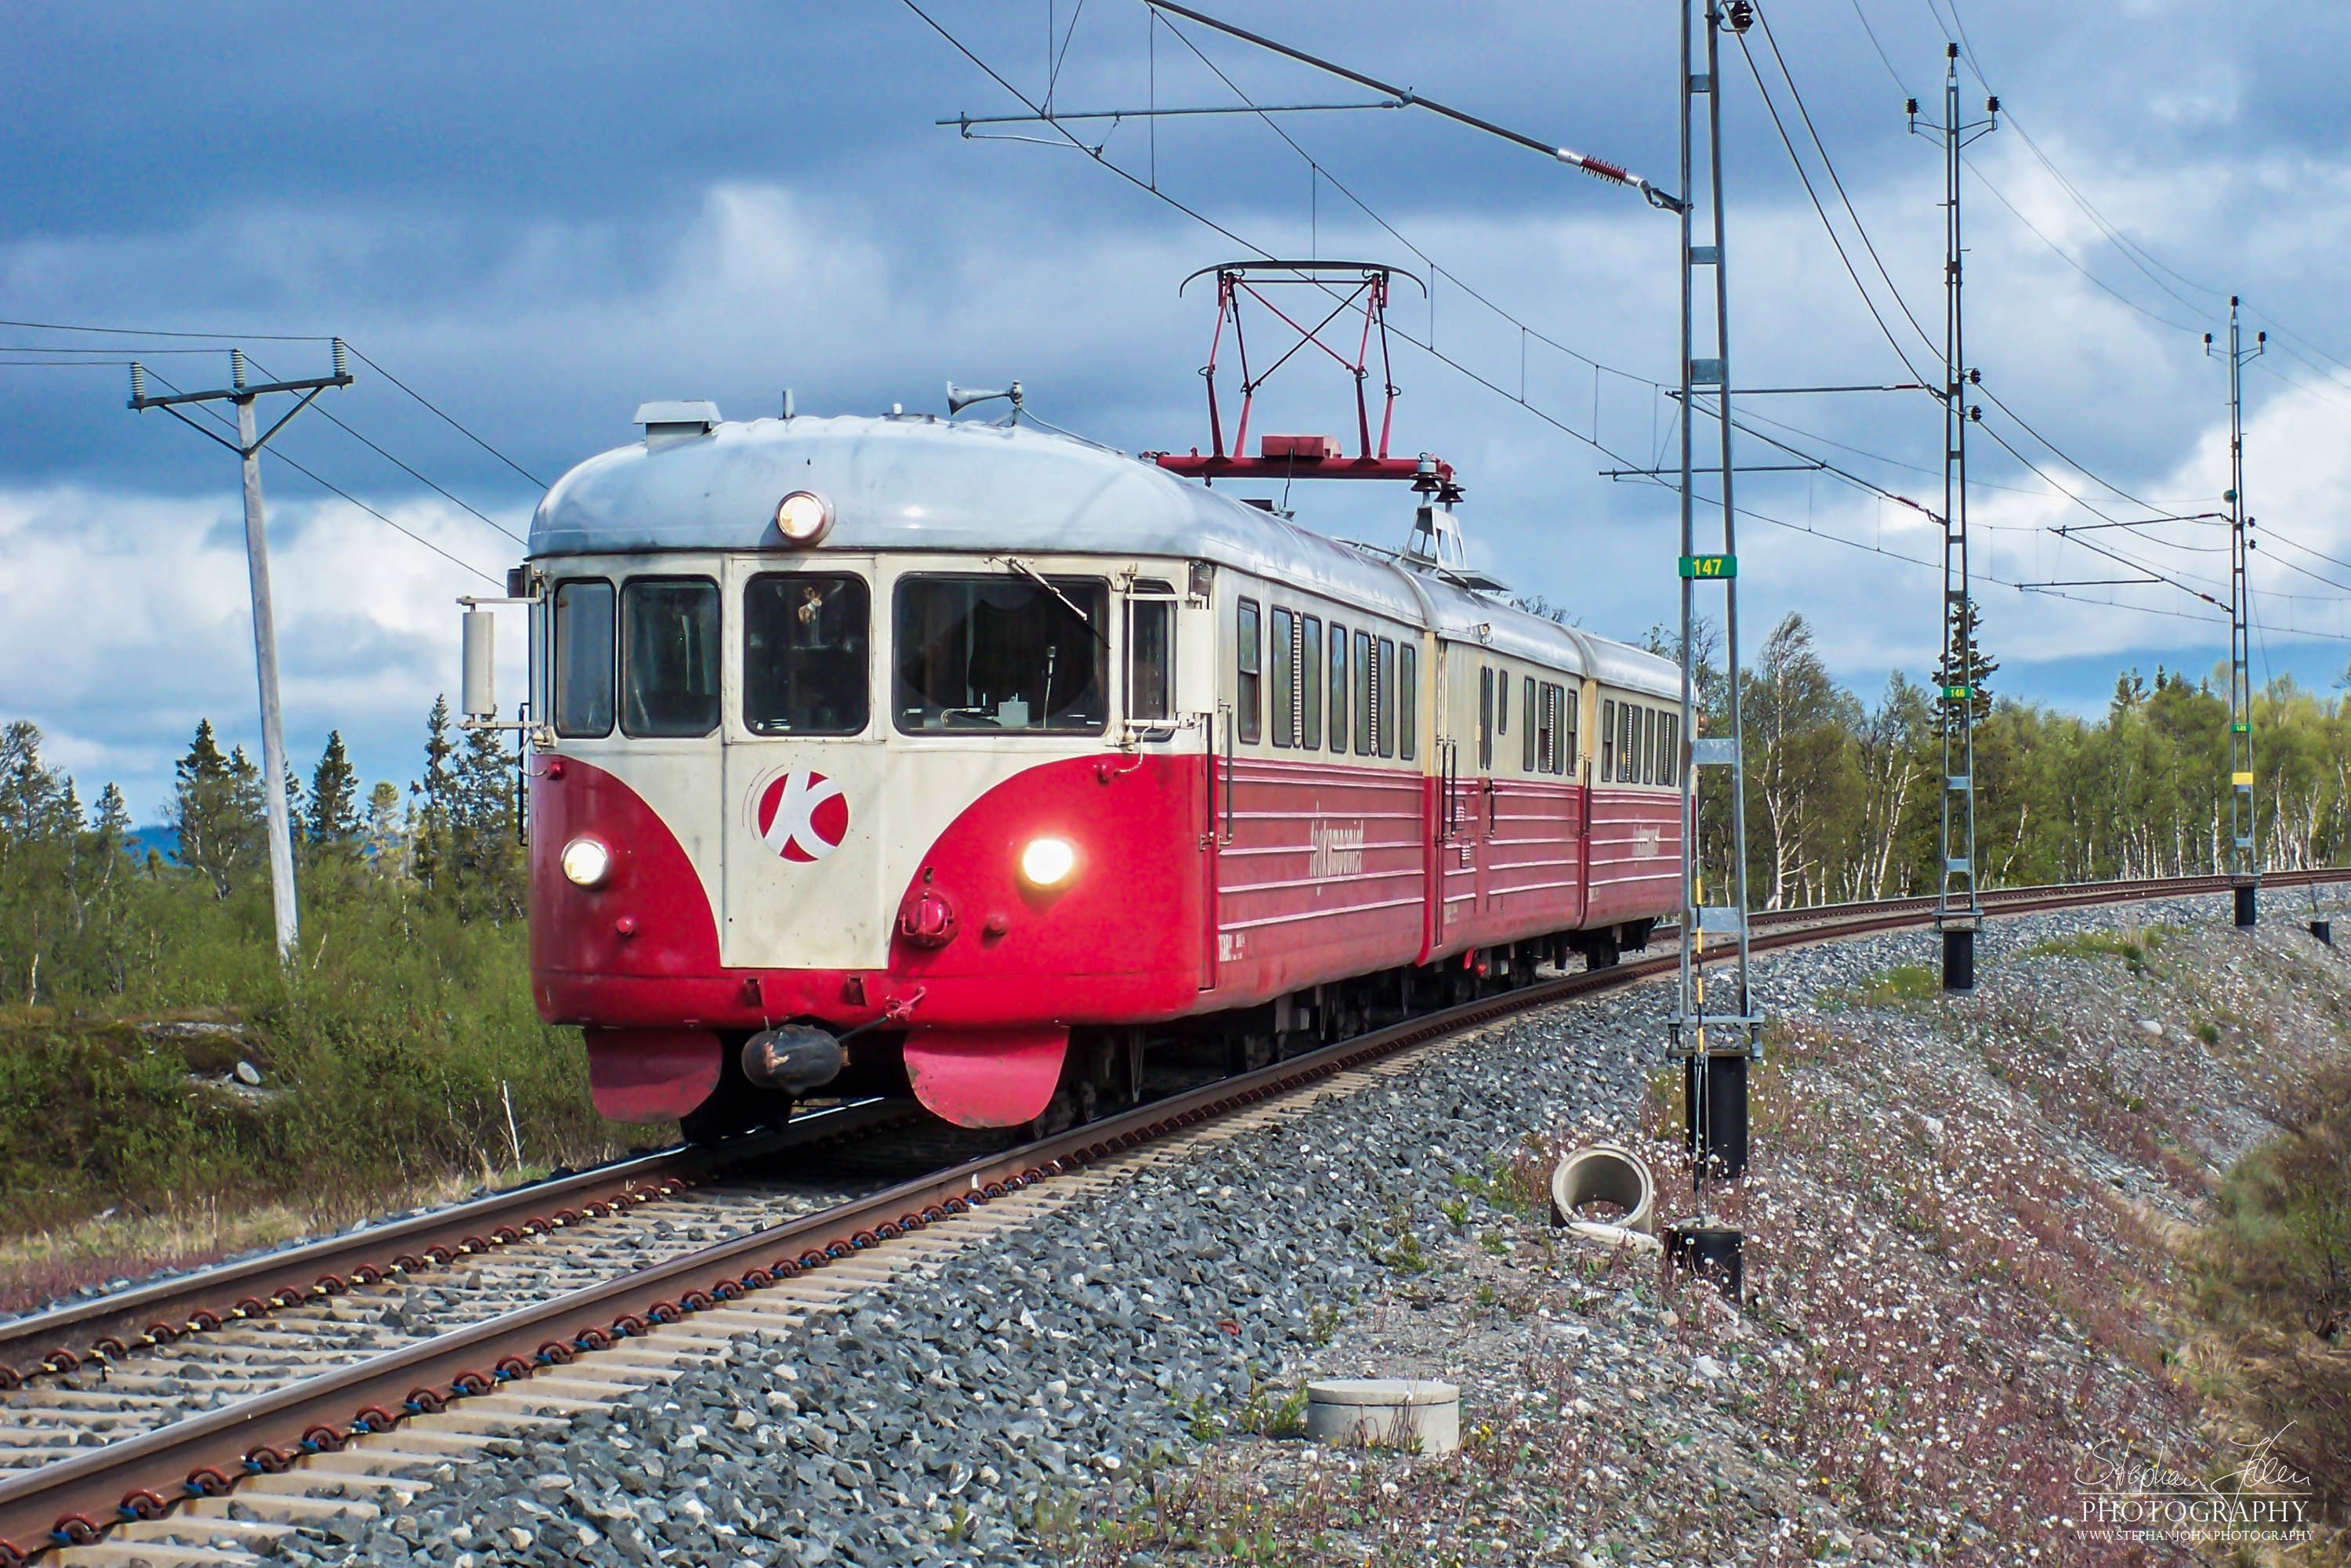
[1019,836,1077,887]
[774,489,833,546]
[560,837,612,888]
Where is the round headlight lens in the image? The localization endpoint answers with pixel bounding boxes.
[1019,836,1077,887]
[560,836,612,888]
[775,489,833,545]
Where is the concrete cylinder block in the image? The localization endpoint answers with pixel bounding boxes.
[1304,1379,1459,1454]
[1549,1143,1657,1242]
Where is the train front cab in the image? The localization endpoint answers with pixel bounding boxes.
[527,548,1220,1135]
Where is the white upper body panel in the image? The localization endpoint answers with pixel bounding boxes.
[528,413,1679,701]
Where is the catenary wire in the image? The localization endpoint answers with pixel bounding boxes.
[909,2,2351,640]
[1748,9,1939,361]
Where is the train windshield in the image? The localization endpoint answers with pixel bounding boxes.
[743,574,869,735]
[894,574,1108,733]
[621,577,720,737]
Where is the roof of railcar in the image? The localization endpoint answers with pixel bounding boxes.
[530,414,1678,699]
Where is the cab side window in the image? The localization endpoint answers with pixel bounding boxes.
[552,579,615,738]
[1128,581,1176,722]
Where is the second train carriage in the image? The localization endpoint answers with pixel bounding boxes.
[513,403,1682,1136]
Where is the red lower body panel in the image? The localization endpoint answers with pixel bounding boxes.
[535,754,1680,1128]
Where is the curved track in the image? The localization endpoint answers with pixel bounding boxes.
[2,868,2342,1564]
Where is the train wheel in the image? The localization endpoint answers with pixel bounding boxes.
[1231,1033,1275,1074]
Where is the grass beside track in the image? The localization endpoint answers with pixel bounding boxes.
[0,869,646,1314]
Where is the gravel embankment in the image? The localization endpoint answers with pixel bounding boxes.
[275,892,2351,1567]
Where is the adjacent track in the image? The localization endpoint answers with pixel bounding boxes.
[2,868,2341,1564]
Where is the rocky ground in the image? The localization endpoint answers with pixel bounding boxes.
[266,893,2351,1567]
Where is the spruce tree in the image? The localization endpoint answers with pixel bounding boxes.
[411,697,456,892]
[92,782,132,842]
[1934,599,1999,732]
[307,731,360,847]
[172,719,259,900]
[363,780,408,876]
[451,722,520,918]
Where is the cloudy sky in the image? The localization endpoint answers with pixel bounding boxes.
[7,1,2350,820]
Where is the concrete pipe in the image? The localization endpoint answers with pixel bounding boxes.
[1549,1143,1657,1248]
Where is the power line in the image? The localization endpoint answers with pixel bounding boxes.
[342,344,549,490]
[244,353,527,545]
[140,368,506,588]
[0,317,332,342]
[2,317,550,491]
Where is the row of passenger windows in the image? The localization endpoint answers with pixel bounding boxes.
[549,570,1680,787]
[1234,599,1418,762]
[1601,697,1682,787]
[549,573,1157,740]
[1475,666,1579,776]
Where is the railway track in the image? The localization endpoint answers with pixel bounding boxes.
[2,867,2342,1566]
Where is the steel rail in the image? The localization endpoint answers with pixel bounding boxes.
[2,868,2342,1562]
[0,1099,915,1393]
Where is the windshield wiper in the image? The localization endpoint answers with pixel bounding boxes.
[994,556,1110,647]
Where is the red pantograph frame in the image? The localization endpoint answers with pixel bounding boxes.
[1149,261,1456,497]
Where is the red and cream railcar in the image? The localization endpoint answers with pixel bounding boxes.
[520,404,1682,1137]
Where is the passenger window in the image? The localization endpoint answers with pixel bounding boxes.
[1301,616,1324,749]
[894,574,1108,732]
[1236,598,1262,744]
[1563,690,1578,776]
[1477,665,1493,770]
[1600,698,1617,782]
[1522,676,1538,773]
[621,577,719,737]
[1354,631,1375,755]
[1398,644,1417,761]
[1328,625,1349,753]
[1660,712,1679,787]
[743,574,868,736]
[552,579,615,738]
[1641,707,1657,785]
[1128,581,1175,723]
[1377,638,1396,758]
[1269,607,1295,748]
[1618,701,1638,783]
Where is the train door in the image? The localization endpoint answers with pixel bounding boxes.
[719,556,886,976]
[1177,567,1221,991]
[1434,641,1482,949]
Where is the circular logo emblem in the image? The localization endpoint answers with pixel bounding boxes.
[755,770,849,863]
